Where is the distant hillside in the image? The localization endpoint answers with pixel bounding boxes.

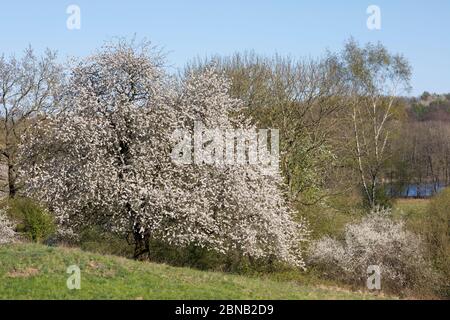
[406,92,450,121]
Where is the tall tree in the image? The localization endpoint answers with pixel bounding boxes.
[186,52,349,206]
[0,47,62,197]
[341,40,411,207]
[20,41,308,267]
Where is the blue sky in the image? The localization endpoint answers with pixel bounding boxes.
[0,0,449,96]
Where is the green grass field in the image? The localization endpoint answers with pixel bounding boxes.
[0,243,388,300]
[393,198,430,215]
[392,198,431,234]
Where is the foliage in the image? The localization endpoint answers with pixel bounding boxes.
[308,206,435,295]
[186,52,348,206]
[6,198,55,243]
[411,102,428,120]
[19,40,308,267]
[297,194,365,240]
[341,39,412,208]
[361,185,393,209]
[78,226,134,257]
[147,239,296,275]
[424,190,450,296]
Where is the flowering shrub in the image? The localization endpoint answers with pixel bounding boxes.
[308,207,435,294]
[0,209,16,244]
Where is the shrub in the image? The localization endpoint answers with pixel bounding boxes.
[147,239,290,274]
[7,198,56,243]
[424,189,450,296]
[0,209,16,244]
[79,226,134,257]
[361,186,393,209]
[308,206,435,295]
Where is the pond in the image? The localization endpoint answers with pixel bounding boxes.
[388,183,446,198]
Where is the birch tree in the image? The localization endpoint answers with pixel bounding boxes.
[342,40,411,207]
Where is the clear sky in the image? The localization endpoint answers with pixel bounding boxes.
[0,0,449,96]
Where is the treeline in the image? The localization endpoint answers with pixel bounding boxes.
[386,94,450,198]
[0,39,421,207]
[407,92,450,121]
[188,41,413,207]
[1,40,447,209]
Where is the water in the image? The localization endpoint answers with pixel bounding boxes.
[388,183,446,198]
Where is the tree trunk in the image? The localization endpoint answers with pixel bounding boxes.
[7,161,16,198]
[133,226,151,261]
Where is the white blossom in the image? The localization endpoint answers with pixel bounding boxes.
[0,209,16,244]
[308,207,434,292]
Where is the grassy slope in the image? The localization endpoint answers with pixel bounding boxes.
[0,243,386,300]
[392,198,430,234]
